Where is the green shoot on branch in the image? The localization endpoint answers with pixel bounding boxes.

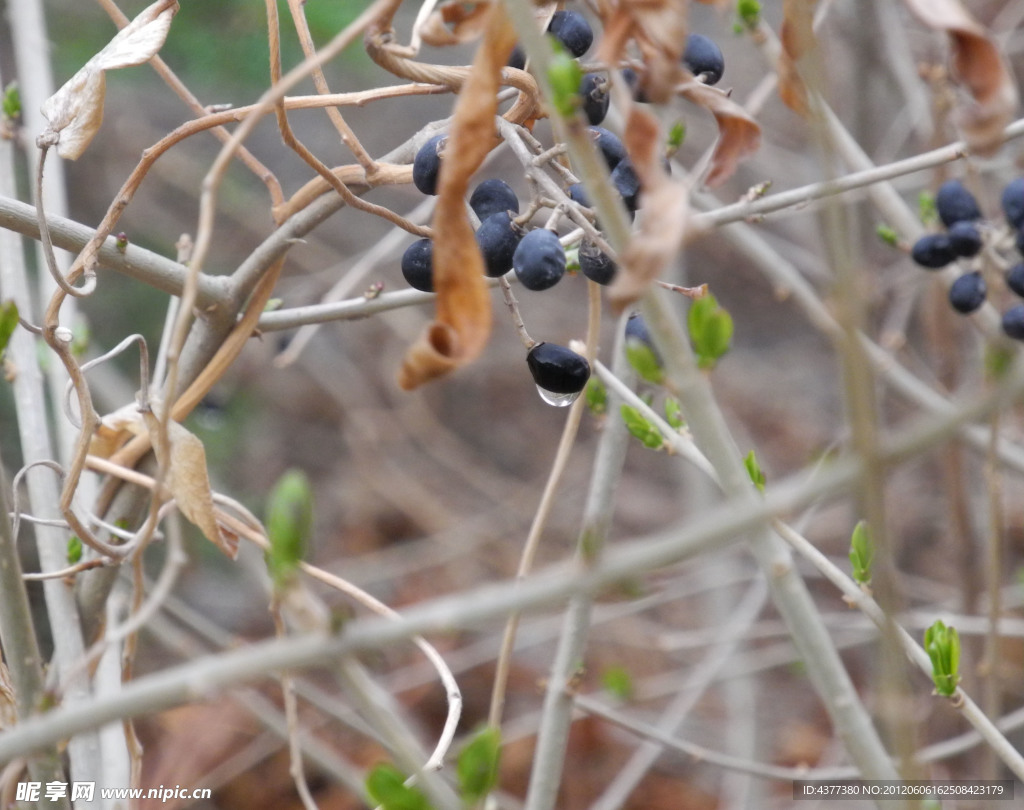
[849,520,874,585]
[924,620,961,698]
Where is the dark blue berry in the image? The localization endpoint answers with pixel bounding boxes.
[610,159,641,212]
[476,212,523,278]
[1006,264,1024,297]
[567,183,590,208]
[412,134,446,196]
[547,10,593,58]
[401,239,434,292]
[587,127,627,171]
[621,67,648,102]
[527,342,591,394]
[683,33,725,85]
[513,229,566,291]
[508,45,526,71]
[1003,305,1024,340]
[1015,228,1024,257]
[579,239,616,285]
[911,233,957,269]
[625,313,652,347]
[470,179,520,220]
[948,272,986,314]
[947,221,982,257]
[1002,178,1024,229]
[935,179,981,228]
[580,73,610,126]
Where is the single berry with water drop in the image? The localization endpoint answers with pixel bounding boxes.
[527,342,591,405]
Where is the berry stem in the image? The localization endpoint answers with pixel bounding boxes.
[498,275,535,349]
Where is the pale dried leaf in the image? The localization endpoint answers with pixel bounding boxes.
[39,0,178,159]
[596,0,687,104]
[89,402,146,458]
[778,0,817,114]
[679,83,761,187]
[904,0,1018,155]
[419,0,492,46]
[399,4,517,390]
[609,106,704,309]
[143,411,238,558]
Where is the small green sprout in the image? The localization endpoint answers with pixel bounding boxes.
[737,0,762,29]
[365,763,429,810]
[875,224,899,247]
[667,121,686,155]
[924,619,961,698]
[601,665,634,700]
[585,377,607,415]
[0,300,18,355]
[849,520,874,585]
[917,191,938,226]
[687,293,733,370]
[625,341,664,384]
[664,397,684,430]
[744,449,766,492]
[66,536,83,565]
[457,727,501,805]
[620,405,663,450]
[2,82,20,120]
[547,47,583,119]
[265,469,313,590]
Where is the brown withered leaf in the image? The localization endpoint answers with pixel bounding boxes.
[609,107,704,310]
[419,0,492,47]
[398,4,517,390]
[596,0,687,104]
[679,83,761,187]
[89,402,146,459]
[39,0,178,159]
[143,410,238,558]
[904,0,1018,155]
[777,0,817,114]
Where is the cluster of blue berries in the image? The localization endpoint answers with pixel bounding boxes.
[400,8,727,402]
[910,178,1024,339]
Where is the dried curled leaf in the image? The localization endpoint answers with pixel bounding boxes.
[419,0,493,46]
[610,106,704,310]
[904,0,1018,155]
[596,0,687,104]
[89,402,147,459]
[143,410,238,558]
[39,0,178,159]
[398,4,516,390]
[679,83,761,188]
[778,0,817,114]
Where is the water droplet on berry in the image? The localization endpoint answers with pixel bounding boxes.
[535,385,581,407]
